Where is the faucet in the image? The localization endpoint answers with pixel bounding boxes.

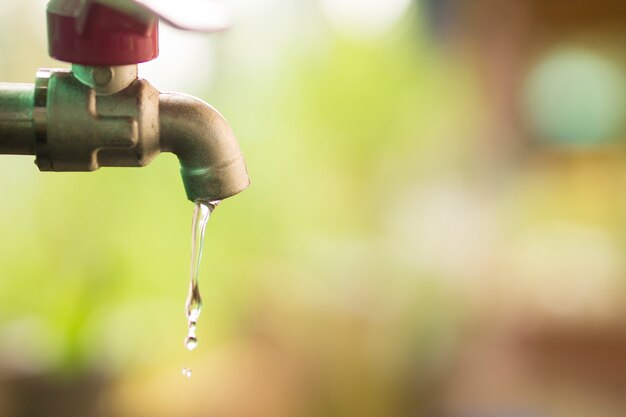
[0,0,249,203]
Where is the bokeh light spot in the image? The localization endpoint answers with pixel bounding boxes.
[319,0,413,38]
[523,47,626,148]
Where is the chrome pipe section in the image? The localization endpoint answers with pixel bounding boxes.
[159,92,250,202]
[0,83,35,155]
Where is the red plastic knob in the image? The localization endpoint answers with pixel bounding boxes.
[47,3,159,66]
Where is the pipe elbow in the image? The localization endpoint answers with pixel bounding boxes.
[159,92,250,202]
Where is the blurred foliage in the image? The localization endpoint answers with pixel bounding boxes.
[0,0,474,377]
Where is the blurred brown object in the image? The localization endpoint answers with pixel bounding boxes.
[441,0,626,160]
[0,371,109,417]
[442,318,626,417]
[530,0,626,31]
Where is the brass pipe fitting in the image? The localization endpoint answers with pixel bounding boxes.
[159,93,250,202]
[0,66,249,202]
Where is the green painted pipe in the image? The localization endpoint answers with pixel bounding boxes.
[0,83,35,155]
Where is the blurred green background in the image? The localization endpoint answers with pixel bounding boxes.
[2,0,626,416]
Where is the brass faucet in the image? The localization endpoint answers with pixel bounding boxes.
[0,0,249,203]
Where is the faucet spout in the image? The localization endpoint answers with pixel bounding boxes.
[159,93,249,202]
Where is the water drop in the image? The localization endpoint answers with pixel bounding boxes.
[185,335,198,351]
[188,321,197,335]
[181,200,219,375]
[187,304,202,324]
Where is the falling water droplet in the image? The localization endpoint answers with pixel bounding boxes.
[188,321,197,335]
[181,200,219,377]
[185,335,198,351]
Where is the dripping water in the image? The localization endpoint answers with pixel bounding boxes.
[182,200,219,377]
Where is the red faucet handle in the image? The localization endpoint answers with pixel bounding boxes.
[47,0,231,66]
[48,1,159,66]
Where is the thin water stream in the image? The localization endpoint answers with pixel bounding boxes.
[182,200,219,377]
